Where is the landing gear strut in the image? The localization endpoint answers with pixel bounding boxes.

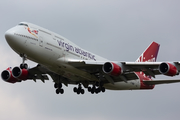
[20,54,28,69]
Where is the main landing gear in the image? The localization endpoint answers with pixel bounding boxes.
[73,84,85,95]
[54,83,64,94]
[72,82,106,95]
[54,82,106,95]
[87,82,105,94]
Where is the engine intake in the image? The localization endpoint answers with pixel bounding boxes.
[1,67,18,83]
[159,62,178,76]
[12,67,28,80]
[103,62,123,76]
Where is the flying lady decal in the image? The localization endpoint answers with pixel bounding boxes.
[26,27,38,38]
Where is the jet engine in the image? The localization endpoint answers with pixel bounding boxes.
[1,67,18,83]
[102,62,123,76]
[12,67,28,80]
[159,62,178,76]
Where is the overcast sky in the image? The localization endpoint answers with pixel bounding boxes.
[1,0,180,120]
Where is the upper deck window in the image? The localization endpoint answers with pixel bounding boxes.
[18,23,28,27]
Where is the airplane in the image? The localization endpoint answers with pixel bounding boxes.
[2,22,180,95]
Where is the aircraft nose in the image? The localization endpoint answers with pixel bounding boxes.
[5,29,14,42]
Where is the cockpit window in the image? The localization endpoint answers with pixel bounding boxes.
[18,23,28,27]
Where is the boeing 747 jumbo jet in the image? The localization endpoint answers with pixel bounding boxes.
[2,22,180,95]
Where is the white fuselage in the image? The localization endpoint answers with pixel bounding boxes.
[5,22,144,90]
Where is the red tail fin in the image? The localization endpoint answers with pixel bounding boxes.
[136,42,160,89]
[136,42,160,62]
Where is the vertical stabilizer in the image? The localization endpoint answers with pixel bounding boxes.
[136,42,160,62]
[136,42,160,89]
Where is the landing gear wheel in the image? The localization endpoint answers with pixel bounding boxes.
[97,88,101,93]
[77,87,81,94]
[81,89,85,94]
[101,87,105,92]
[54,83,62,89]
[20,63,28,69]
[59,89,64,94]
[88,87,91,92]
[55,82,64,94]
[54,83,58,88]
[73,87,77,92]
[56,89,60,94]
[20,64,23,69]
[24,64,28,69]
[95,88,99,94]
[91,90,94,94]
[77,89,81,95]
[58,83,62,88]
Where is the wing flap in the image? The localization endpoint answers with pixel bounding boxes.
[28,65,49,82]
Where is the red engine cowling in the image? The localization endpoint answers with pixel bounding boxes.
[1,67,18,83]
[159,62,178,76]
[12,67,28,80]
[102,62,123,76]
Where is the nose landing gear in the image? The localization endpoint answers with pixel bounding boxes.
[20,63,28,69]
[20,54,28,69]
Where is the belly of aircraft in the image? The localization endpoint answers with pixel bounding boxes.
[104,79,141,90]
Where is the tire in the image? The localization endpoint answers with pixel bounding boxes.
[95,89,99,94]
[73,87,77,92]
[77,90,80,95]
[81,89,85,94]
[60,89,64,94]
[97,87,101,92]
[88,87,91,92]
[20,63,28,69]
[56,89,60,94]
[54,83,58,88]
[20,64,24,69]
[58,83,62,88]
[101,87,105,92]
[24,63,28,69]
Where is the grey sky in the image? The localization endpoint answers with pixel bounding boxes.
[0,0,180,120]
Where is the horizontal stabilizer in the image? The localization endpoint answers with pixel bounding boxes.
[143,79,180,85]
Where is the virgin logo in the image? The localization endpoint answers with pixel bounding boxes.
[136,54,156,62]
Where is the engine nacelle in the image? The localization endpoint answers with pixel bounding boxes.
[159,62,178,76]
[102,62,123,76]
[1,67,18,83]
[12,67,28,80]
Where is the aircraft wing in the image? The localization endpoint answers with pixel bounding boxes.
[121,62,162,77]
[68,60,161,74]
[143,79,180,85]
[67,60,180,80]
[22,60,180,86]
[27,65,49,82]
